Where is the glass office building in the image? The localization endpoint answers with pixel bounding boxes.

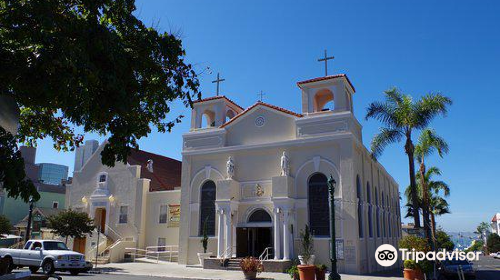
[37,163,69,185]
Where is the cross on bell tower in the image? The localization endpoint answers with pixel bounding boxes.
[211,72,225,96]
[257,90,266,102]
[317,50,335,76]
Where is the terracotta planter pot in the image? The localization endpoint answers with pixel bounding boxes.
[315,269,326,280]
[298,265,316,280]
[414,268,425,280]
[403,268,416,280]
[243,271,257,280]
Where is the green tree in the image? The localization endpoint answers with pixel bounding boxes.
[0,214,12,235]
[366,88,452,228]
[404,167,450,243]
[0,0,200,202]
[486,233,500,253]
[46,210,95,244]
[414,129,449,241]
[474,222,490,241]
[465,240,484,253]
[435,230,454,251]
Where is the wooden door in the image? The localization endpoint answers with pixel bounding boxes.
[73,237,86,254]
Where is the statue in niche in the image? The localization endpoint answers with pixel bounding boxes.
[226,156,234,179]
[280,151,290,176]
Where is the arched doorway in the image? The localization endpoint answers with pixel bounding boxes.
[236,209,273,258]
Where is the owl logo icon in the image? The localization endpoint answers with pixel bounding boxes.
[375,244,398,267]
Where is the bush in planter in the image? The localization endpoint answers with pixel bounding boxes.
[287,265,299,280]
[299,225,315,264]
[315,264,327,280]
[404,260,417,270]
[200,217,209,253]
[240,257,263,279]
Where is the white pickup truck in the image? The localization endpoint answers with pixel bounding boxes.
[0,240,86,275]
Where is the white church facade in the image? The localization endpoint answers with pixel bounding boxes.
[178,74,401,274]
[64,74,401,275]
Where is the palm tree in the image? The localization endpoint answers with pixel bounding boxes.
[404,167,450,233]
[414,129,449,240]
[475,222,490,241]
[366,88,452,228]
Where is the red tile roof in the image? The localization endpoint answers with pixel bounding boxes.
[127,150,181,192]
[221,101,302,128]
[297,74,356,92]
[193,96,244,110]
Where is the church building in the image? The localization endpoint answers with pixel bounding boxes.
[178,74,402,274]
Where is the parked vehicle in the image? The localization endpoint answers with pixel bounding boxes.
[0,240,86,275]
[494,252,500,259]
[439,259,476,279]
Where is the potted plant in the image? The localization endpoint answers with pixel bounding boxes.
[400,236,430,280]
[297,225,316,280]
[287,264,299,280]
[197,217,213,266]
[403,260,417,280]
[315,264,327,280]
[298,225,315,265]
[239,257,263,280]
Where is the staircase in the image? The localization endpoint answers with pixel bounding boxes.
[89,233,115,264]
[224,258,242,271]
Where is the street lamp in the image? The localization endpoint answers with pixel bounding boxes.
[25,197,34,243]
[328,175,341,280]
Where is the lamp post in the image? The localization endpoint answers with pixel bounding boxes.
[328,175,341,280]
[25,197,34,243]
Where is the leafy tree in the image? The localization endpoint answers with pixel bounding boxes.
[474,222,490,241]
[486,233,500,253]
[465,240,484,253]
[0,214,12,235]
[0,0,200,202]
[46,210,95,244]
[435,230,454,251]
[404,167,450,244]
[414,129,449,241]
[0,127,40,202]
[366,88,452,228]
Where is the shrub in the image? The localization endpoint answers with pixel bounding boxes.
[486,233,500,253]
[300,225,314,260]
[399,235,430,253]
[240,257,263,274]
[316,264,327,271]
[404,260,417,269]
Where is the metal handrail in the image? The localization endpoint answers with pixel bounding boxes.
[125,246,179,263]
[259,247,273,261]
[221,245,235,259]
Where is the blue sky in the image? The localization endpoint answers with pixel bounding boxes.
[34,0,500,232]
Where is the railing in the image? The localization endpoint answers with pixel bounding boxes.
[259,247,273,261]
[221,245,236,259]
[125,245,179,263]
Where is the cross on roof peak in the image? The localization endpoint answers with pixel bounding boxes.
[257,90,266,102]
[211,72,225,96]
[317,50,335,76]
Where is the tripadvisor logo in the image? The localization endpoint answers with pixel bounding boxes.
[375,244,481,267]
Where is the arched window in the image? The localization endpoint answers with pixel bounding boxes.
[375,188,380,238]
[199,180,216,236]
[225,110,236,123]
[308,173,330,236]
[382,192,386,237]
[356,175,363,238]
[367,182,373,238]
[201,110,216,128]
[387,194,391,237]
[248,209,272,223]
[313,89,334,112]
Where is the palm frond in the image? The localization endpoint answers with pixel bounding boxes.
[370,128,403,159]
[414,93,453,129]
[415,129,449,160]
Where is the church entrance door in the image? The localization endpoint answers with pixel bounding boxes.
[236,227,272,258]
[94,208,106,233]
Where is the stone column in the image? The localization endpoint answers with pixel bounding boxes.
[225,210,232,258]
[217,210,224,258]
[273,208,281,260]
[283,210,290,260]
[232,211,237,258]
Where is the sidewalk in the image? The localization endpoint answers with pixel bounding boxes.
[96,259,405,280]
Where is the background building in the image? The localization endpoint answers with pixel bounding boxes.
[38,163,69,186]
[492,213,500,235]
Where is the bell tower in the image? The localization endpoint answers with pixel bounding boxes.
[297,74,355,115]
[190,96,243,130]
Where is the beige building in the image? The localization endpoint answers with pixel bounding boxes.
[178,74,402,274]
[66,142,182,263]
